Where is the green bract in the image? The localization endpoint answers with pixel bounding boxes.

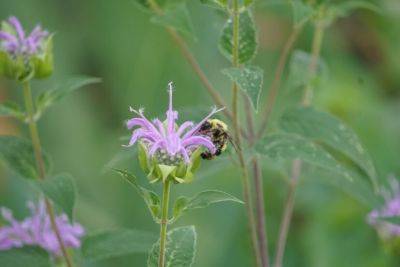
[138,143,202,184]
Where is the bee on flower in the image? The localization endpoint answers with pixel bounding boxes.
[125,82,225,183]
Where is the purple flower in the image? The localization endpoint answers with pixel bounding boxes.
[367,177,400,238]
[0,200,84,256]
[125,82,221,166]
[0,16,48,57]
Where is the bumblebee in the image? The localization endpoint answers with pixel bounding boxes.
[198,119,234,160]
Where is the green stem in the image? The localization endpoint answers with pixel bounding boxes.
[231,2,262,267]
[22,82,75,267]
[158,179,171,267]
[273,20,325,267]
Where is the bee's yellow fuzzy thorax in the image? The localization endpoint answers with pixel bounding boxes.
[208,119,228,131]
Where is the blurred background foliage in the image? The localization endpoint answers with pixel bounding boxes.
[0,0,399,266]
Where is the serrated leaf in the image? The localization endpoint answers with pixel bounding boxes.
[151,4,195,40]
[35,76,101,120]
[0,246,51,267]
[287,50,327,89]
[219,10,257,64]
[0,101,25,120]
[82,229,157,261]
[222,66,263,112]
[290,0,315,27]
[0,136,51,180]
[255,133,352,180]
[148,226,196,267]
[171,190,243,223]
[34,173,76,220]
[280,107,377,187]
[114,169,161,222]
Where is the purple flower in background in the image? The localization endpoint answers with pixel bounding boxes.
[367,177,400,238]
[0,200,84,256]
[0,16,48,57]
[125,82,221,166]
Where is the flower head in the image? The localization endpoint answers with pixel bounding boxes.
[125,82,223,183]
[0,16,48,57]
[0,200,84,256]
[367,177,400,238]
[0,16,53,81]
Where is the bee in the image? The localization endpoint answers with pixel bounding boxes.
[198,119,236,160]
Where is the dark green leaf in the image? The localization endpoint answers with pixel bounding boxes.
[171,190,243,222]
[381,216,400,225]
[280,107,377,187]
[82,229,157,261]
[0,136,51,180]
[34,173,76,219]
[151,4,195,40]
[255,133,352,180]
[0,246,51,267]
[114,169,161,222]
[35,76,101,119]
[222,66,263,112]
[330,0,380,18]
[148,226,196,267]
[0,101,25,120]
[219,10,257,64]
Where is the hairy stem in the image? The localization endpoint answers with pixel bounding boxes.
[22,82,74,267]
[256,25,304,140]
[158,179,171,267]
[273,21,325,267]
[231,2,262,267]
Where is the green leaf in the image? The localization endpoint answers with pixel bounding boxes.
[255,133,352,180]
[330,0,380,18]
[381,216,400,225]
[287,50,327,89]
[0,101,25,120]
[279,107,377,187]
[35,76,101,120]
[34,173,76,220]
[151,4,195,40]
[290,0,315,27]
[171,190,243,222]
[219,10,257,64]
[114,169,161,222]
[222,66,263,112]
[0,136,51,180]
[0,246,51,267]
[199,0,228,9]
[82,229,157,261]
[148,226,197,267]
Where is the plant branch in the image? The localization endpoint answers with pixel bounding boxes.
[256,25,304,140]
[22,82,74,267]
[273,20,325,267]
[158,179,171,267]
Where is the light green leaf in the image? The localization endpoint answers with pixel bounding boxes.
[82,229,157,261]
[35,76,101,120]
[290,0,315,27]
[0,136,51,180]
[171,190,243,222]
[222,66,263,112]
[0,246,51,267]
[151,4,195,40]
[148,226,196,267]
[34,173,76,220]
[199,0,228,9]
[219,10,257,64]
[0,101,25,121]
[287,50,327,89]
[330,0,380,18]
[280,107,377,187]
[255,133,352,180]
[114,169,161,222]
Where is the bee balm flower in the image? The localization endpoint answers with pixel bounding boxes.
[125,82,222,183]
[0,200,84,256]
[0,16,53,81]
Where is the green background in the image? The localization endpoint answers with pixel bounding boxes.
[1,0,400,266]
